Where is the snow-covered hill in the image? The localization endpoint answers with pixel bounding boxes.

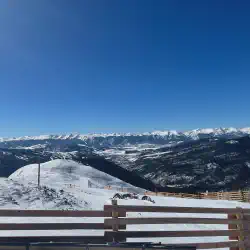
[9,159,143,192]
[0,180,87,209]
[1,162,250,249]
[0,148,159,192]
[0,159,144,209]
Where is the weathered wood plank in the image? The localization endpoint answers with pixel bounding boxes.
[157,241,241,249]
[0,242,241,250]
[0,223,127,230]
[0,247,26,250]
[104,217,241,226]
[105,230,243,238]
[0,210,109,217]
[144,241,242,249]
[104,205,250,214]
[0,236,106,244]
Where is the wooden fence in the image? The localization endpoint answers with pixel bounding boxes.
[0,201,250,250]
[104,202,250,250]
[144,190,250,203]
[104,185,250,203]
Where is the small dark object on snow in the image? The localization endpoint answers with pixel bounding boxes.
[113,193,139,200]
[141,195,155,203]
[112,193,154,203]
[121,193,139,199]
[113,193,122,199]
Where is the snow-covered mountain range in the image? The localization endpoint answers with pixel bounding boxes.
[1,129,250,246]
[99,136,250,192]
[0,127,250,149]
[0,127,250,192]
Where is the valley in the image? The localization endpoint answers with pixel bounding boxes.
[0,127,250,192]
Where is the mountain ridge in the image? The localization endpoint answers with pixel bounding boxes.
[1,127,250,149]
[1,127,250,193]
[1,127,250,140]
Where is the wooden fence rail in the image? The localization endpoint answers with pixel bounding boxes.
[144,190,250,203]
[0,202,249,250]
[104,203,250,250]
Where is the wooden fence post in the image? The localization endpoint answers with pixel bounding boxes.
[240,190,245,202]
[240,190,244,202]
[236,207,245,250]
[242,190,247,202]
[229,207,246,250]
[110,199,127,243]
[247,191,250,203]
[228,212,239,250]
[112,199,119,235]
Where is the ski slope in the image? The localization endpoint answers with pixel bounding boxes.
[9,159,144,192]
[1,159,250,249]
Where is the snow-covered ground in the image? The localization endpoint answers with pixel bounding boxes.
[1,159,249,249]
[9,159,144,192]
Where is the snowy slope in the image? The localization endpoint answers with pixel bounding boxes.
[1,159,144,209]
[2,160,250,250]
[0,179,88,209]
[0,184,250,250]
[9,159,143,192]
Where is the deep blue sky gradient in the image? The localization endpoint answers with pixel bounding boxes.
[0,0,250,136]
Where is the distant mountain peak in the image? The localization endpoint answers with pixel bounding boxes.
[0,127,249,149]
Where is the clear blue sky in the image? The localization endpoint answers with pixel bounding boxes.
[0,0,250,137]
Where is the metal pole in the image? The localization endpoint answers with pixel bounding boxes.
[38,157,40,187]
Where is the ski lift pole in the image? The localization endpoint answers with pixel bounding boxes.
[37,149,46,188]
[38,156,41,187]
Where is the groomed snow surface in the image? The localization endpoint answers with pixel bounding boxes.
[1,159,250,250]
